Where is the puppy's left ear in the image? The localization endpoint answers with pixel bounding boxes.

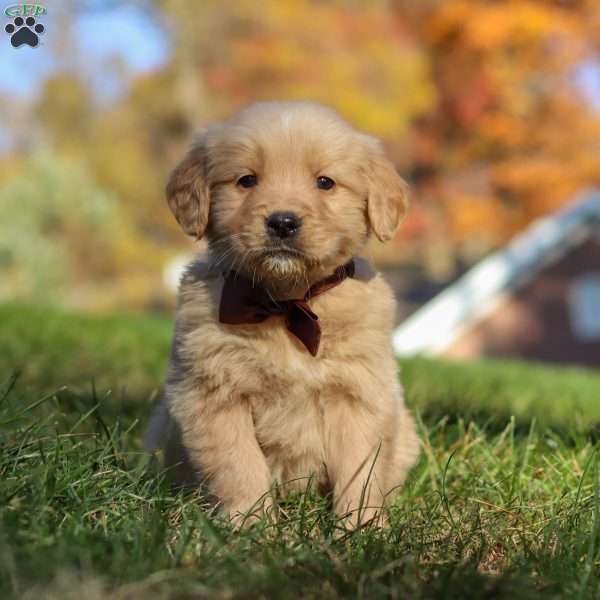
[166,135,210,239]
[365,145,409,243]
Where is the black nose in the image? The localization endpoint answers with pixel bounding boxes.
[265,212,302,239]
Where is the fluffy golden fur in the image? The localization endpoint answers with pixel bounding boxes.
[147,101,420,526]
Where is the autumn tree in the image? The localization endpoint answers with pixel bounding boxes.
[394,0,600,270]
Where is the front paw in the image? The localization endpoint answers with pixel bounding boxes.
[225,493,275,528]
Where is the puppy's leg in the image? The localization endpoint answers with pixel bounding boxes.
[388,406,421,492]
[179,401,273,525]
[323,401,392,528]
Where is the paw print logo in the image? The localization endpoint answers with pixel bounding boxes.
[5,16,44,48]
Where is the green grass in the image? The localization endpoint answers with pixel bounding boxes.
[1,302,599,599]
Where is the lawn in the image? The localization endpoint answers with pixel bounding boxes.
[1,302,599,599]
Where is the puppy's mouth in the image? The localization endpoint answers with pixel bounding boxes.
[254,243,311,281]
[260,245,305,260]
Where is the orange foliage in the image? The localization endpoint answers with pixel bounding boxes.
[394,0,600,262]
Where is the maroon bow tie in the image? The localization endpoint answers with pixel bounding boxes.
[219,260,355,356]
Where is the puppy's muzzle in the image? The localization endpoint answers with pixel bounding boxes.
[265,212,302,240]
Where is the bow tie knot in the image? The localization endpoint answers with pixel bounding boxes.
[219,261,355,356]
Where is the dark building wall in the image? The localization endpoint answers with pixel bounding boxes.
[446,238,600,368]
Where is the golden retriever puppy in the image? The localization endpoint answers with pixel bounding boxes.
[148,101,419,526]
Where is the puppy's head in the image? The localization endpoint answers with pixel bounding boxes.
[167,101,408,288]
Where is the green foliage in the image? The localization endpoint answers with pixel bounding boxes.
[0,154,119,304]
[1,303,599,598]
[34,75,94,151]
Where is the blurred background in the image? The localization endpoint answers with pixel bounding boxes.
[2,0,600,365]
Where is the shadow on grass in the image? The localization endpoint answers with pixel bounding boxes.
[419,404,600,446]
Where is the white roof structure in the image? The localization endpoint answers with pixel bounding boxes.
[392,190,600,357]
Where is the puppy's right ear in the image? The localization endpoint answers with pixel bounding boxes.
[166,136,210,239]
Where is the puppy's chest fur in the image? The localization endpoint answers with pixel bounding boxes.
[167,260,397,483]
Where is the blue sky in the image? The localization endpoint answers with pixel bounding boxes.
[575,60,600,109]
[0,3,169,99]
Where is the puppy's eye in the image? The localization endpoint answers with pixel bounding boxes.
[316,176,335,190]
[237,174,258,188]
